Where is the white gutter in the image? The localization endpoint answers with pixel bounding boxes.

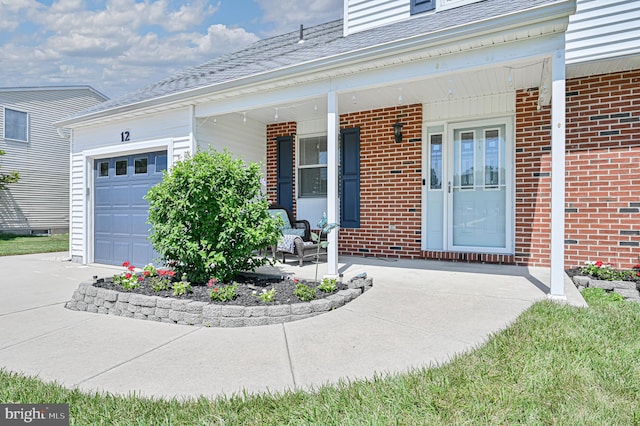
[56,0,575,128]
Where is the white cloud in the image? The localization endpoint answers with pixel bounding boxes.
[255,0,342,35]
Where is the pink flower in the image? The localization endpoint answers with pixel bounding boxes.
[293,278,299,283]
[213,287,219,293]
[208,278,217,287]
[122,261,130,267]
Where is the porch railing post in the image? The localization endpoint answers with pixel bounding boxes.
[550,45,566,298]
[327,91,339,277]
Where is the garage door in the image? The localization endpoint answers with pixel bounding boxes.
[94,151,167,266]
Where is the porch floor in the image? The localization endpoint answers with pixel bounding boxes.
[0,253,585,400]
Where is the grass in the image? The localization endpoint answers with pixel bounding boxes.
[1,293,639,425]
[0,233,68,256]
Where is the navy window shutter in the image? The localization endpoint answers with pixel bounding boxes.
[276,136,294,212]
[411,0,435,15]
[341,128,360,228]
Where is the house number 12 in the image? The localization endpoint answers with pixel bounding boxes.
[120,131,130,142]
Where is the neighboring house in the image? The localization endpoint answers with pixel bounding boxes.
[0,86,108,235]
[56,0,640,298]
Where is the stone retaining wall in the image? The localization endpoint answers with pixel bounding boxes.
[571,275,640,303]
[66,277,373,327]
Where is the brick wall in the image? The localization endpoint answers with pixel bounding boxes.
[339,104,423,257]
[564,70,640,269]
[266,122,297,214]
[515,69,640,269]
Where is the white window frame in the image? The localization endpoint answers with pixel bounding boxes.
[297,133,328,198]
[3,107,29,143]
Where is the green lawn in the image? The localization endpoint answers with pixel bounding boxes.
[0,233,68,256]
[1,292,639,425]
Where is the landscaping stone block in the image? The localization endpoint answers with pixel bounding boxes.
[245,306,268,317]
[202,304,221,319]
[122,310,134,318]
[156,298,175,309]
[129,294,157,307]
[613,288,640,301]
[220,306,245,317]
[610,280,636,290]
[169,311,185,322]
[87,304,98,313]
[141,307,156,316]
[72,290,84,301]
[161,318,173,324]
[243,317,269,327]
[183,313,202,325]
[171,300,189,312]
[115,301,129,312]
[85,285,98,297]
[310,299,331,312]
[292,313,315,321]
[103,301,114,309]
[148,316,160,322]
[94,297,104,307]
[290,303,312,315]
[76,301,88,311]
[590,280,615,290]
[97,307,109,315]
[134,313,147,320]
[155,307,169,318]
[202,318,221,327]
[267,316,290,325]
[118,292,131,302]
[220,317,244,327]
[572,275,590,286]
[66,301,77,310]
[186,301,206,314]
[327,294,346,308]
[83,295,95,304]
[337,289,354,302]
[267,305,291,317]
[128,304,141,313]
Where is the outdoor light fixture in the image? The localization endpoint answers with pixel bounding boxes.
[393,121,404,143]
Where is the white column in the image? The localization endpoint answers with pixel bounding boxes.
[326,91,339,277]
[550,47,566,298]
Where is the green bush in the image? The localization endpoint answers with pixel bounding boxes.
[145,149,280,282]
[294,283,316,301]
[210,283,238,302]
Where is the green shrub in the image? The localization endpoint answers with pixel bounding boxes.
[210,283,238,302]
[145,149,280,283]
[172,281,191,296]
[294,283,316,301]
[318,278,337,293]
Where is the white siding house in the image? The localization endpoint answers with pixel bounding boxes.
[0,87,107,235]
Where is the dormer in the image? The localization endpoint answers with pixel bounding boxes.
[343,0,485,36]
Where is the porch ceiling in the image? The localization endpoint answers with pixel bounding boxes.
[219,59,546,125]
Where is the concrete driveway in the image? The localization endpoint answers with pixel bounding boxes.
[0,252,585,400]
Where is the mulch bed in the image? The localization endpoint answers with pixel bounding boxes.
[94,274,347,306]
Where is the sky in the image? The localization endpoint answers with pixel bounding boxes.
[0,0,343,98]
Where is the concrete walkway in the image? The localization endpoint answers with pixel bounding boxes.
[0,252,586,400]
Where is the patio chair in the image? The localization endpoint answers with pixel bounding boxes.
[268,204,327,266]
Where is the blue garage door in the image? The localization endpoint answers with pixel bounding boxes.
[94,151,167,266]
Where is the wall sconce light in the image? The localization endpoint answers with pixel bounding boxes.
[393,121,404,143]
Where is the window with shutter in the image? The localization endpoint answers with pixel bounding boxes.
[411,0,435,15]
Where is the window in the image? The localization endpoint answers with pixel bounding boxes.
[134,156,148,174]
[3,108,28,142]
[429,134,443,190]
[115,159,128,176]
[298,135,327,197]
[98,161,109,177]
[411,0,435,15]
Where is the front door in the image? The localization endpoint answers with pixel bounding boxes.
[425,118,513,253]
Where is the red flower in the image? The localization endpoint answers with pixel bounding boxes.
[293,278,299,283]
[122,261,130,267]
[125,273,132,279]
[595,261,603,267]
[213,287,219,293]
[138,276,144,281]
[636,272,640,277]
[158,270,167,276]
[143,270,150,277]
[128,265,135,272]
[168,271,176,277]
[208,278,217,287]
[634,264,640,270]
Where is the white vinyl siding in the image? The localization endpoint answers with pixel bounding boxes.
[195,114,266,166]
[566,0,640,64]
[0,88,107,235]
[424,93,515,122]
[345,0,408,35]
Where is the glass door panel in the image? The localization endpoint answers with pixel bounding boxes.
[450,124,507,249]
